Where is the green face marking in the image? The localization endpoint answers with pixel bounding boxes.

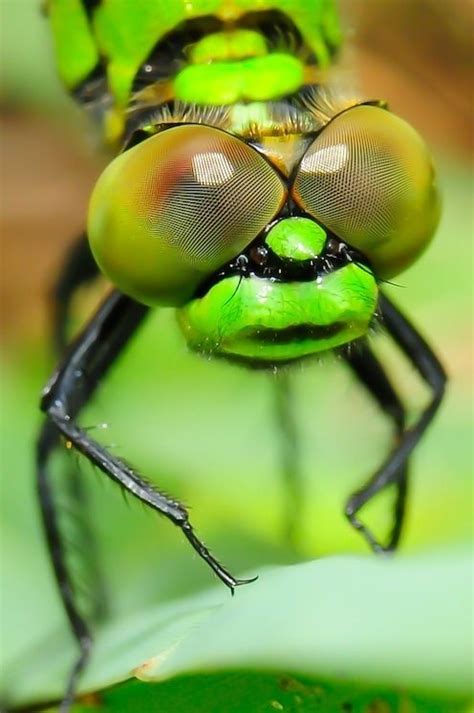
[266,217,327,260]
[177,217,378,364]
[178,264,377,363]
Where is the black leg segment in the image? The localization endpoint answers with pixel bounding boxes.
[51,232,99,354]
[344,342,408,551]
[37,420,93,713]
[40,291,252,588]
[37,290,254,709]
[344,292,446,552]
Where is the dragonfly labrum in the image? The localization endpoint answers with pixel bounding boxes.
[40,1,446,708]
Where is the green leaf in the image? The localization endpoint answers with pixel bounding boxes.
[4,548,472,710]
[137,551,472,695]
[77,674,470,713]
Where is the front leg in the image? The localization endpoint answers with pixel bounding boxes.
[344,293,446,551]
[37,290,254,711]
[344,342,409,552]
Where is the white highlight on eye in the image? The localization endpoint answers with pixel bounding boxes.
[192,152,235,186]
[300,143,349,175]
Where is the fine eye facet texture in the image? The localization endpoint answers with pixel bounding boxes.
[292,105,439,277]
[129,124,286,268]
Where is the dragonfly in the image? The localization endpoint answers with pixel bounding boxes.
[40,0,446,709]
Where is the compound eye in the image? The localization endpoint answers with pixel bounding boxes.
[88,125,286,305]
[292,105,440,277]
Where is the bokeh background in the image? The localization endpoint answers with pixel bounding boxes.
[0,0,472,707]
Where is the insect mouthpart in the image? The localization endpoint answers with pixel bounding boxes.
[177,217,378,365]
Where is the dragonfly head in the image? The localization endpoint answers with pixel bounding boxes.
[88,104,439,366]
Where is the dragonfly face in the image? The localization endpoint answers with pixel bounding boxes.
[87,104,438,365]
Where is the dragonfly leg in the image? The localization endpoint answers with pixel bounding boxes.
[41,290,253,589]
[273,371,303,546]
[344,293,446,553]
[344,343,408,551]
[37,420,93,713]
[51,231,99,354]
[38,290,255,707]
[51,231,111,636]
[37,291,146,710]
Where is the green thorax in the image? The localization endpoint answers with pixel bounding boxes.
[48,0,341,141]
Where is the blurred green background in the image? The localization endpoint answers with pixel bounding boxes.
[0,0,472,710]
